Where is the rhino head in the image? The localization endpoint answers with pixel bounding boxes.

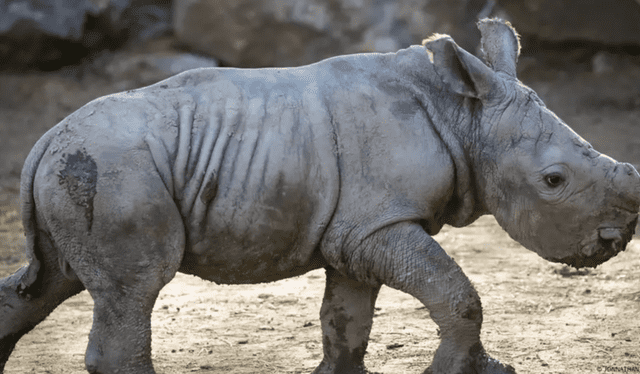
[425,19,640,268]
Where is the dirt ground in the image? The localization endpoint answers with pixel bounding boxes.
[1,39,640,373]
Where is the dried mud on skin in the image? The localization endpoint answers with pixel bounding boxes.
[1,200,639,373]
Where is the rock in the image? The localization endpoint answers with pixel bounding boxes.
[119,1,173,44]
[172,0,494,67]
[152,53,219,76]
[591,52,617,75]
[102,51,218,87]
[0,0,172,69]
[0,0,125,68]
[496,0,640,46]
[0,0,118,40]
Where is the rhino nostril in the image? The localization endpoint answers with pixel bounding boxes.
[598,228,625,252]
[598,228,623,243]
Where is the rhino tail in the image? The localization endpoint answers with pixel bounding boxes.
[15,128,57,297]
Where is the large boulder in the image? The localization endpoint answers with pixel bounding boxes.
[496,0,640,45]
[0,0,171,69]
[0,0,121,41]
[173,0,493,67]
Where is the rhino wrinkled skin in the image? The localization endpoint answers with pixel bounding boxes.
[1,19,639,374]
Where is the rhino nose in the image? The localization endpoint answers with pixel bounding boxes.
[598,228,623,246]
[580,228,624,257]
[612,162,640,210]
[576,227,626,260]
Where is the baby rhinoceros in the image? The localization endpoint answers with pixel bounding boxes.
[1,19,638,374]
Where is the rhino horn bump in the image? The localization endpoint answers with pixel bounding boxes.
[630,163,640,206]
[477,18,520,78]
[617,162,640,209]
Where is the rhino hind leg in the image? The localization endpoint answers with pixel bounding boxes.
[313,267,381,374]
[0,234,85,372]
[74,210,183,374]
[83,282,160,374]
[31,155,186,374]
[72,197,183,373]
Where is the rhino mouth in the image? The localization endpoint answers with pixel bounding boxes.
[550,216,638,269]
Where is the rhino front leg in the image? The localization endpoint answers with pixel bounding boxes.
[313,267,381,374]
[331,222,515,374]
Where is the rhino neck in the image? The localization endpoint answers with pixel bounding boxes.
[413,84,488,227]
[435,97,489,227]
[393,46,490,227]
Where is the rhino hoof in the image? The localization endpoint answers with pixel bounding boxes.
[423,360,516,374]
[422,343,517,374]
[311,361,376,374]
[480,358,517,374]
[471,347,516,374]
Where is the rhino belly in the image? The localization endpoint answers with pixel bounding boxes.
[179,236,327,284]
[178,188,329,284]
[176,122,336,284]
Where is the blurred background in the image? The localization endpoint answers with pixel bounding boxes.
[1,0,640,192]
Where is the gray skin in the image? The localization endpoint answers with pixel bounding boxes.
[1,19,639,374]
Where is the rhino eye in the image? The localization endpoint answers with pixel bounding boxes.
[545,173,564,188]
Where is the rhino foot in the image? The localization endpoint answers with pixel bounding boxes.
[423,360,515,374]
[312,361,379,374]
[0,336,18,374]
[423,343,516,374]
[0,262,84,374]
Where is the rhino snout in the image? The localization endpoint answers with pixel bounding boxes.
[585,227,628,256]
[556,216,638,269]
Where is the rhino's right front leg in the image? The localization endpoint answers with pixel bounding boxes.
[324,222,515,374]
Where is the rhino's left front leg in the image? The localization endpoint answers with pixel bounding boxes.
[327,222,515,374]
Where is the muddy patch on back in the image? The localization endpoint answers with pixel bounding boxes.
[57,149,97,231]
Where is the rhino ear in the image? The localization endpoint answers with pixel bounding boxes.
[478,18,521,79]
[423,34,502,101]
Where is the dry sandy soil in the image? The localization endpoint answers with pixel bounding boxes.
[1,40,640,373]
